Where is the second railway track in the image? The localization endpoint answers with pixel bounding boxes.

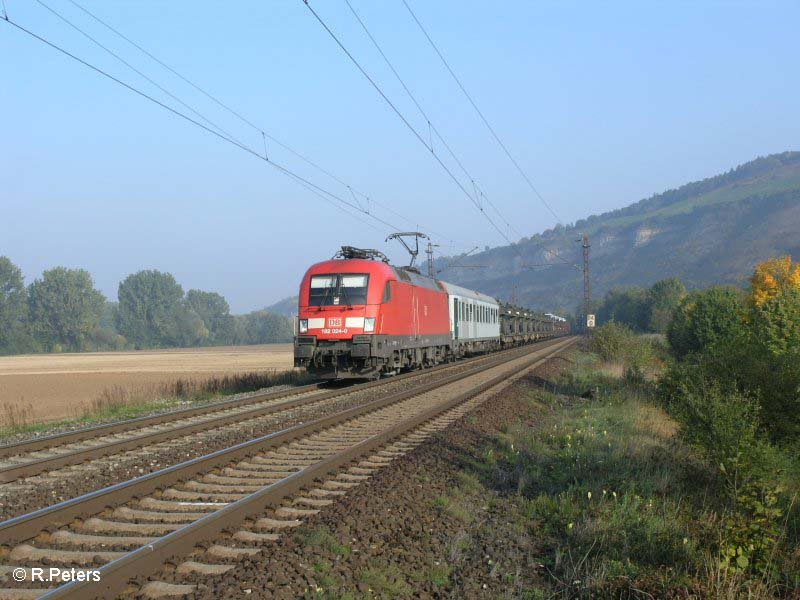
[0,340,563,486]
[0,337,575,599]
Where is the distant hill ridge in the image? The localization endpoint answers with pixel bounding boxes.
[571,151,800,236]
[270,153,800,316]
[266,296,298,318]
[433,151,800,313]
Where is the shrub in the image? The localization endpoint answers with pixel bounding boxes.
[647,278,687,333]
[659,363,761,492]
[667,287,747,360]
[589,322,636,362]
[659,362,799,582]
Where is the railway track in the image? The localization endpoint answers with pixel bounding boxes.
[0,344,547,484]
[0,336,575,599]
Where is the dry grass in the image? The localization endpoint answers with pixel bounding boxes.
[0,344,294,425]
[633,400,679,440]
[595,361,625,379]
[0,401,35,431]
[0,368,310,439]
[703,556,780,599]
[85,369,310,418]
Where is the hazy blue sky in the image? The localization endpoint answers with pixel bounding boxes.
[2,1,798,312]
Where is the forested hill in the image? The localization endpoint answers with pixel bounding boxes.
[266,296,299,318]
[434,151,800,313]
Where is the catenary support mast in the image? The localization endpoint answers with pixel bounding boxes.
[582,234,591,328]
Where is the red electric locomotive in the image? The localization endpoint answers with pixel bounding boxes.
[294,245,569,379]
[293,247,452,378]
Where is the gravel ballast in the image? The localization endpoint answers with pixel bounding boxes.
[170,353,570,599]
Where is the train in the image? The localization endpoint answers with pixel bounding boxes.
[293,246,569,379]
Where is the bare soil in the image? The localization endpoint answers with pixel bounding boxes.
[0,345,293,424]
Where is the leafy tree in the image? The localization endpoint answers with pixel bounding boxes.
[750,286,800,357]
[84,301,126,350]
[28,267,106,351]
[597,286,649,330]
[185,289,234,345]
[172,305,209,348]
[750,256,800,307]
[746,266,800,442]
[664,276,799,443]
[98,301,119,331]
[646,278,686,333]
[235,310,293,344]
[666,286,746,360]
[116,270,185,348]
[0,257,29,353]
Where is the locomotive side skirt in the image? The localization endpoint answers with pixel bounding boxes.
[295,333,453,378]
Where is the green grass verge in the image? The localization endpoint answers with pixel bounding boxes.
[460,348,791,598]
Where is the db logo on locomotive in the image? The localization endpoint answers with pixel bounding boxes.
[327,317,342,327]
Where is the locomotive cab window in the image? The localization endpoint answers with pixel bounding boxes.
[309,275,336,306]
[382,281,392,303]
[309,274,369,306]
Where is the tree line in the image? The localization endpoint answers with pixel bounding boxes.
[0,256,293,354]
[594,277,687,333]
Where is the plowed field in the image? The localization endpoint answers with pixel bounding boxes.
[0,344,294,424]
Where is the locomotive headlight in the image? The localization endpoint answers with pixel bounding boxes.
[299,319,308,334]
[363,317,376,332]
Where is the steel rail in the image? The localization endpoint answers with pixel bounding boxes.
[0,338,561,482]
[0,337,570,548]
[37,336,576,599]
[0,381,325,459]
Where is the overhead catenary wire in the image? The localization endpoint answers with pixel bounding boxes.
[63,0,468,246]
[285,170,386,234]
[1,16,403,233]
[303,0,527,263]
[34,0,245,148]
[343,0,472,187]
[33,0,400,231]
[400,0,563,224]
[342,0,526,244]
[476,185,526,241]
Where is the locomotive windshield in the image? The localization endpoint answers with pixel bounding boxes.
[309,274,370,306]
